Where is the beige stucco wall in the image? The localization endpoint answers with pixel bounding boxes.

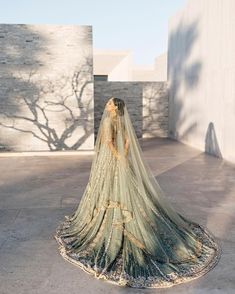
[93,50,133,81]
[154,53,167,81]
[94,49,167,82]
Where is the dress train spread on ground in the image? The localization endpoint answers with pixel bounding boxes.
[54,97,221,288]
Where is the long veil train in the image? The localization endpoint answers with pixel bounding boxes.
[54,97,221,288]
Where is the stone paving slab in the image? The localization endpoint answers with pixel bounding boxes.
[0,137,234,294]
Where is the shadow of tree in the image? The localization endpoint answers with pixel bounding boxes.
[142,82,168,138]
[0,24,45,150]
[167,19,202,141]
[0,24,93,151]
[165,15,235,291]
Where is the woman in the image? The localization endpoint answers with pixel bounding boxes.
[54,97,221,288]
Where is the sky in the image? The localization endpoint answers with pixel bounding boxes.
[0,0,186,65]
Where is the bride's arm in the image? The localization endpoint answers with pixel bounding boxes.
[108,132,129,159]
[102,119,119,159]
[107,139,119,159]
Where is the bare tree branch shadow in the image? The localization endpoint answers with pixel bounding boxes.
[0,24,93,151]
[168,19,202,141]
[142,82,168,138]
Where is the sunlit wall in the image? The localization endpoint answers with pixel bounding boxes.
[0,24,94,151]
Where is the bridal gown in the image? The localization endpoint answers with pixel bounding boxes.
[54,99,221,288]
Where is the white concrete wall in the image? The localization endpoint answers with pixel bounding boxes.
[154,53,167,81]
[132,65,159,81]
[93,50,133,81]
[94,49,166,82]
[108,52,133,81]
[168,0,235,163]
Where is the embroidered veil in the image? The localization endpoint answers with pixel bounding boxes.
[54,97,221,288]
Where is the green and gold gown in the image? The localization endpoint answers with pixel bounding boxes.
[54,99,221,288]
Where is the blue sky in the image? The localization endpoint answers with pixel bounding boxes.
[0,0,186,65]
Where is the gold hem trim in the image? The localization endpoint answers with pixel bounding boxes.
[54,227,222,289]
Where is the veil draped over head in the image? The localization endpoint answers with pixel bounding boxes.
[55,97,221,288]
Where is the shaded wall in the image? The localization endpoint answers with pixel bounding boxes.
[0,24,94,151]
[94,81,168,140]
[168,0,235,163]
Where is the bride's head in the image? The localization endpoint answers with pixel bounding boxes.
[106,97,125,117]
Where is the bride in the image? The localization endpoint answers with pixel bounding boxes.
[54,97,221,288]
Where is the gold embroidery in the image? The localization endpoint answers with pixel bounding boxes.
[55,213,221,289]
[123,229,145,249]
[136,201,157,229]
[90,199,145,250]
[94,199,133,223]
[87,210,109,251]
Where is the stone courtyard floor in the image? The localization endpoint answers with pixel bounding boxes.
[0,137,234,294]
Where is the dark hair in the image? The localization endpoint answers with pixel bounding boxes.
[113,98,125,116]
